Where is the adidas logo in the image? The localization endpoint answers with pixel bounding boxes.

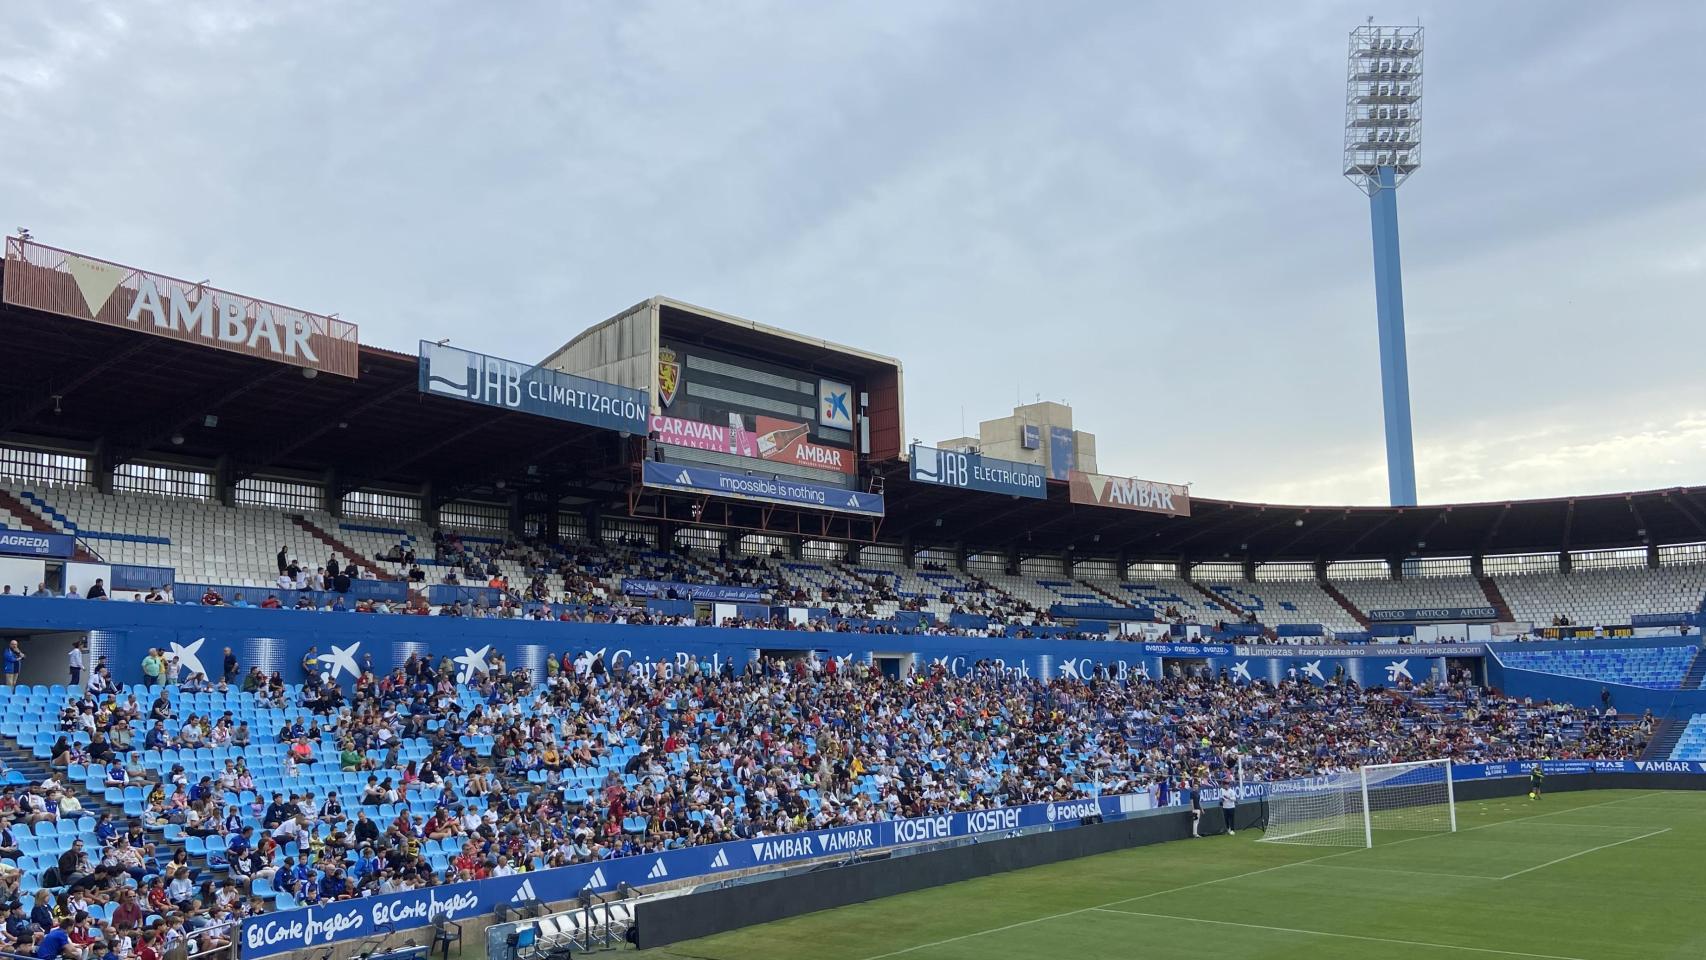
[646,858,668,880]
[675,470,692,484]
[846,495,860,507]
[582,867,606,890]
[510,879,537,903]
[709,849,729,869]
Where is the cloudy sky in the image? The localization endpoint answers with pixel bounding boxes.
[4,1,1703,506]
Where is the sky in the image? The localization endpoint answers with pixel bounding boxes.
[3,0,1703,507]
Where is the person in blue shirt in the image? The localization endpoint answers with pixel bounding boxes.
[34,923,73,959]
[2,640,23,692]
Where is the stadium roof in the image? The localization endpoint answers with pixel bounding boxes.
[3,264,1703,563]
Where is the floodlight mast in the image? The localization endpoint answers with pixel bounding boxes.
[1345,23,1423,507]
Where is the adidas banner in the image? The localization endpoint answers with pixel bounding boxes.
[238,792,1146,958]
[641,460,885,516]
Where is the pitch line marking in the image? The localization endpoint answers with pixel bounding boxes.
[1496,826,1670,880]
[851,792,1661,960]
[1089,907,1591,960]
[1294,861,1501,880]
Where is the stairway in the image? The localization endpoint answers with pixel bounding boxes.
[1682,647,1706,690]
[288,515,394,580]
[0,732,128,825]
[1477,576,1515,621]
[1320,581,1371,628]
[1079,580,1132,608]
[1187,580,1238,617]
[0,490,101,562]
[1642,714,1689,761]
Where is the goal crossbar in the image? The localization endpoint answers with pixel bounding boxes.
[1261,758,1456,848]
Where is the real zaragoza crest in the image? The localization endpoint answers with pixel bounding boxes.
[658,347,681,407]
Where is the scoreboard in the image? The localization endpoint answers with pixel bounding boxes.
[652,341,858,485]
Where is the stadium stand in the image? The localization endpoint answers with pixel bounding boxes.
[1335,574,1493,618]
[1201,581,1363,634]
[1495,645,1701,689]
[1668,714,1706,760]
[1493,564,1706,629]
[0,648,1651,958]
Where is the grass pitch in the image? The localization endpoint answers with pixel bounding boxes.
[640,790,1706,960]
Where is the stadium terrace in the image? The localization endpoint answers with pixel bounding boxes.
[1,244,1705,960]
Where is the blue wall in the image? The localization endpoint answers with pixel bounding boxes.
[0,597,1455,691]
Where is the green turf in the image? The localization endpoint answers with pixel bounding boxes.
[639,790,1706,960]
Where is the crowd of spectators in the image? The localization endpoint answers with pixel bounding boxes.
[0,644,1647,960]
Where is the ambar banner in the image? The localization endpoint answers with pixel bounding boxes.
[420,341,648,434]
[3,238,359,378]
[910,444,1046,499]
[1068,470,1191,517]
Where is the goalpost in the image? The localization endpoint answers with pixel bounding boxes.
[1260,758,1456,848]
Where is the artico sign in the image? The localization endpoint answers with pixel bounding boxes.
[3,238,360,378]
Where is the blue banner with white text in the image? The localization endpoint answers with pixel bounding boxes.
[239,793,1145,957]
[0,530,75,559]
[641,461,884,516]
[621,579,765,603]
[909,444,1047,499]
[418,340,647,434]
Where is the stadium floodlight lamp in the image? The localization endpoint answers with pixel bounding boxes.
[1343,23,1423,197]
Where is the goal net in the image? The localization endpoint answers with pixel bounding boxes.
[1260,758,1456,847]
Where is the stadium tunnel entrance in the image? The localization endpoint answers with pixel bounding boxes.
[1,628,84,688]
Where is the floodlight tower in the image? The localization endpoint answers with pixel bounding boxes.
[1345,23,1423,506]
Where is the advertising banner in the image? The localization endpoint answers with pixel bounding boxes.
[622,579,766,603]
[818,378,854,429]
[1231,643,1484,658]
[909,444,1046,499]
[1067,470,1191,517]
[1631,613,1692,628]
[420,341,647,434]
[753,415,854,474]
[1047,426,1075,481]
[1022,424,1041,450]
[1367,607,1498,622]
[641,461,884,516]
[4,238,360,378]
[649,415,854,475]
[0,530,76,559]
[239,792,1149,958]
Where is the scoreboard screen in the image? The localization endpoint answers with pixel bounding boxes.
[652,341,857,482]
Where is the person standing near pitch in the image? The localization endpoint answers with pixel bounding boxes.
[1221,783,1237,834]
[1189,785,1202,837]
[1529,763,1545,800]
